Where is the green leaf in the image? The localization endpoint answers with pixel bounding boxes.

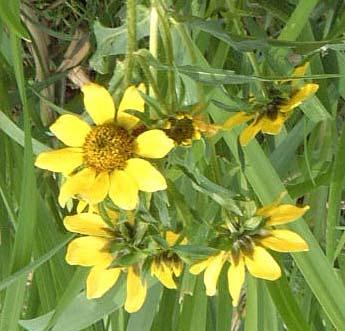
[0,31,37,331]
[20,280,125,331]
[90,6,150,74]
[326,124,345,260]
[126,283,163,331]
[0,111,50,155]
[0,0,30,40]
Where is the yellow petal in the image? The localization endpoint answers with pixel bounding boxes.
[172,260,184,277]
[77,200,88,213]
[109,170,138,210]
[125,158,167,192]
[86,266,121,299]
[151,261,177,289]
[82,83,115,125]
[59,168,95,206]
[135,130,175,158]
[125,266,147,313]
[165,231,180,247]
[65,236,113,267]
[63,213,113,237]
[291,63,310,88]
[258,204,309,226]
[222,112,255,130]
[50,114,91,147]
[279,84,319,113]
[189,256,216,275]
[58,168,96,207]
[239,119,263,146]
[204,252,226,296]
[259,230,309,252]
[35,148,83,175]
[260,113,286,135]
[81,171,110,205]
[244,246,281,281]
[117,84,146,130]
[228,256,245,307]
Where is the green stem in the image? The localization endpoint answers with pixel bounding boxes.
[149,1,159,97]
[156,1,177,112]
[125,0,137,86]
[226,0,268,100]
[135,54,168,113]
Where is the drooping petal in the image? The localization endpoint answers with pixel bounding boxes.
[125,158,167,192]
[86,266,121,299]
[125,266,147,313]
[109,170,138,210]
[204,252,226,296]
[35,148,83,175]
[279,83,319,113]
[50,114,91,147]
[65,236,113,267]
[172,260,184,277]
[77,200,88,213]
[244,246,281,281]
[135,130,175,158]
[117,84,146,130]
[63,213,114,237]
[223,112,255,130]
[260,113,287,135]
[290,62,310,88]
[255,192,287,216]
[58,168,96,207]
[189,255,217,275]
[259,230,309,252]
[239,119,263,146]
[228,255,245,307]
[151,261,176,289]
[82,83,115,125]
[82,171,110,204]
[258,204,309,226]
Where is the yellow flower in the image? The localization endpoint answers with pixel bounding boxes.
[223,65,319,145]
[164,113,220,146]
[150,231,186,289]
[164,113,202,146]
[35,83,175,210]
[189,202,309,306]
[64,212,147,313]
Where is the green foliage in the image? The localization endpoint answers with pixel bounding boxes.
[1,0,345,330]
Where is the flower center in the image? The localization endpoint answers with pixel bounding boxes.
[264,97,285,120]
[83,123,134,172]
[165,116,195,145]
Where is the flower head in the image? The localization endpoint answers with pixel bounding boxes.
[189,200,309,306]
[150,231,186,289]
[223,64,319,146]
[64,212,147,313]
[164,113,220,146]
[35,83,175,210]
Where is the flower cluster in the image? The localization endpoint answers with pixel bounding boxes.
[35,73,314,312]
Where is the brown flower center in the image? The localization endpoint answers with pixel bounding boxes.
[165,115,195,145]
[83,123,134,172]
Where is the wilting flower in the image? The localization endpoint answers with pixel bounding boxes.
[223,65,319,146]
[164,113,220,146]
[150,231,186,289]
[64,212,147,313]
[35,83,175,210]
[189,201,309,306]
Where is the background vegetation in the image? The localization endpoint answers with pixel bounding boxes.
[1,0,345,330]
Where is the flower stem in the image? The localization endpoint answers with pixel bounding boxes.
[125,0,137,86]
[149,1,159,97]
[156,1,177,112]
